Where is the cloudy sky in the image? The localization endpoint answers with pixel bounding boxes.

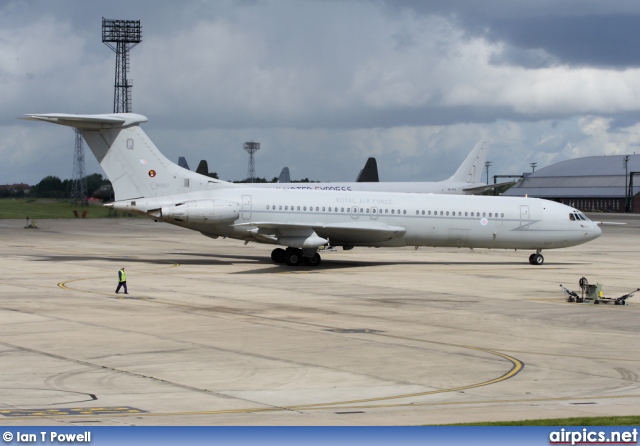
[4,0,640,186]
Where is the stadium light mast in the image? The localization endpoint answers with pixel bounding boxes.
[624,155,630,212]
[102,18,142,113]
[69,129,88,204]
[244,141,260,183]
[485,161,492,185]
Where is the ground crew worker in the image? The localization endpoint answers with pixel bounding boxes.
[115,267,128,294]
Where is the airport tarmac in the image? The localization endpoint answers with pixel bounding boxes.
[0,213,639,426]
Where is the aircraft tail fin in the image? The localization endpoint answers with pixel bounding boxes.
[356,157,379,182]
[277,167,291,183]
[23,113,230,201]
[447,141,488,183]
[196,160,210,176]
[178,156,190,170]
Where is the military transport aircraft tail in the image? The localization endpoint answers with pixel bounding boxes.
[23,113,229,201]
[355,157,379,182]
[277,167,291,183]
[178,156,190,170]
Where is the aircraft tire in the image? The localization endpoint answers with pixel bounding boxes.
[285,249,303,266]
[530,253,544,265]
[303,253,321,267]
[271,248,286,263]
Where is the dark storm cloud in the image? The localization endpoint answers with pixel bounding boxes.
[487,15,640,68]
[607,112,640,132]
[385,0,640,68]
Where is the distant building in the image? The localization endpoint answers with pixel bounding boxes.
[0,183,31,195]
[504,154,640,212]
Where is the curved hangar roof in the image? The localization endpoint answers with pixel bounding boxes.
[504,154,640,198]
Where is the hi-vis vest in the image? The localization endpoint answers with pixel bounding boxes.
[119,269,126,282]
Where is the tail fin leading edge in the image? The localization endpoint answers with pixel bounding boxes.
[24,113,224,201]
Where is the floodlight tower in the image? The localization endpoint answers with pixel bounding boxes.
[102,18,142,112]
[244,141,260,182]
[70,129,88,203]
[485,161,492,185]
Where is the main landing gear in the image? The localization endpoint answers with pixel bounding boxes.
[528,250,544,265]
[271,247,322,267]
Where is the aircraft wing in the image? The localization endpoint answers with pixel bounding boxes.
[235,220,406,245]
[316,221,405,243]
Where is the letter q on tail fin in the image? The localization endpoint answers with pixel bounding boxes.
[23,113,224,201]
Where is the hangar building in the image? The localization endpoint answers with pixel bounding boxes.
[503,154,640,212]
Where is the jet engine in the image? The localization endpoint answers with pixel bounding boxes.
[161,200,239,224]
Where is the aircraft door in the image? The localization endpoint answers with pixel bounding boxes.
[370,206,379,220]
[520,205,529,227]
[351,205,359,220]
[242,195,252,220]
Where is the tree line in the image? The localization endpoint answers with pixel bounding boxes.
[2,173,316,200]
[0,174,110,199]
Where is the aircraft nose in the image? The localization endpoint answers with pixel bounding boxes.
[588,223,602,240]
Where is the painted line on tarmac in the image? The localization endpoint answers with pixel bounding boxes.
[7,393,640,421]
[280,342,523,410]
[0,406,145,417]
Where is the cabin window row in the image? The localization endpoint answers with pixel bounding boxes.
[416,210,505,218]
[264,205,504,218]
[264,205,406,213]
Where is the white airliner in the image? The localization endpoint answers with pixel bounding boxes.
[24,113,601,267]
[255,141,492,194]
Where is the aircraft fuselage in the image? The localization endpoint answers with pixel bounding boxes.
[114,187,601,251]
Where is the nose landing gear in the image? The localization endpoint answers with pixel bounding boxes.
[528,250,544,265]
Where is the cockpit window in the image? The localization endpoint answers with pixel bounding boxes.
[571,212,590,221]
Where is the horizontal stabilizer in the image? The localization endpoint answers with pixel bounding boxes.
[22,113,148,129]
